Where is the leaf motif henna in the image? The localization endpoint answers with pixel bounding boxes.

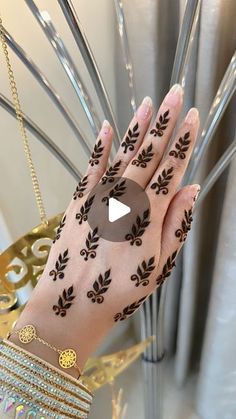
[156,250,178,287]
[53,214,66,243]
[175,209,193,242]
[121,122,140,154]
[169,132,190,159]
[49,249,69,281]
[80,227,100,261]
[150,110,170,137]
[114,296,147,322]
[76,195,95,225]
[102,179,126,206]
[125,209,150,246]
[101,160,121,185]
[89,139,104,166]
[73,176,88,200]
[150,167,174,195]
[53,285,75,317]
[132,143,154,168]
[131,256,155,287]
[87,269,112,304]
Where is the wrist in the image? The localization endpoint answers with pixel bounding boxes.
[9,295,111,376]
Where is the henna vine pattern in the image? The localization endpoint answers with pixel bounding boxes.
[49,249,69,281]
[114,296,147,322]
[73,176,88,200]
[131,256,155,287]
[53,214,66,243]
[121,122,139,154]
[132,143,154,168]
[175,209,193,242]
[101,160,121,185]
[53,285,75,317]
[102,179,126,206]
[150,167,174,195]
[150,110,170,137]
[80,227,100,261]
[89,139,104,166]
[169,132,190,159]
[76,195,95,225]
[156,250,177,287]
[87,269,112,304]
[125,209,150,246]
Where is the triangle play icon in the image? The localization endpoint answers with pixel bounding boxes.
[108,197,131,223]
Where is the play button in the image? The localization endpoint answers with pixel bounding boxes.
[86,176,150,242]
[108,198,131,222]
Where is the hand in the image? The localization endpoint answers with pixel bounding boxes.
[10,84,200,377]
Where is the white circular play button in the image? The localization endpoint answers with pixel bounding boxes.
[86,177,150,242]
[108,198,131,223]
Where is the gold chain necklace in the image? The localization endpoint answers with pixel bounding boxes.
[0,15,48,226]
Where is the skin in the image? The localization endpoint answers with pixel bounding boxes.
[9,84,200,379]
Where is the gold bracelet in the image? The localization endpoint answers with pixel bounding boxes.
[8,324,82,376]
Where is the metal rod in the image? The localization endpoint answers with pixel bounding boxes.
[25,0,101,139]
[0,94,82,180]
[113,0,137,113]
[195,134,236,209]
[57,0,121,149]
[170,0,201,86]
[186,51,236,183]
[3,26,92,157]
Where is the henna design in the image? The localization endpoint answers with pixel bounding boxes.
[125,209,150,246]
[89,139,104,166]
[156,250,177,286]
[131,256,155,287]
[102,179,126,206]
[114,296,146,322]
[49,249,69,281]
[80,227,100,261]
[169,132,190,159]
[101,160,121,185]
[53,285,75,317]
[150,167,174,195]
[175,209,193,242]
[53,214,66,243]
[121,122,139,154]
[76,195,95,224]
[150,110,170,137]
[132,143,154,168]
[87,269,112,304]
[73,176,88,200]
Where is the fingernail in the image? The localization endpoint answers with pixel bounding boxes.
[164,84,183,106]
[185,108,199,125]
[102,119,111,135]
[191,184,201,204]
[137,96,152,120]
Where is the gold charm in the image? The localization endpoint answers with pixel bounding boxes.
[59,349,77,369]
[18,325,36,344]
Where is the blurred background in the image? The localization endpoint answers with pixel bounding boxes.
[0,1,236,418]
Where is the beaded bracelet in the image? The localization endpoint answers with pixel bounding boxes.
[8,324,82,377]
[0,339,93,418]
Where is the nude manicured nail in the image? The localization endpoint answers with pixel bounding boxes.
[164,84,183,106]
[102,119,111,135]
[191,184,201,204]
[137,96,152,120]
[185,108,199,125]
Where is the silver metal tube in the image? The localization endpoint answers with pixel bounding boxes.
[186,51,236,183]
[0,94,82,180]
[3,27,92,157]
[170,0,201,86]
[57,0,121,149]
[25,0,101,139]
[113,0,137,113]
